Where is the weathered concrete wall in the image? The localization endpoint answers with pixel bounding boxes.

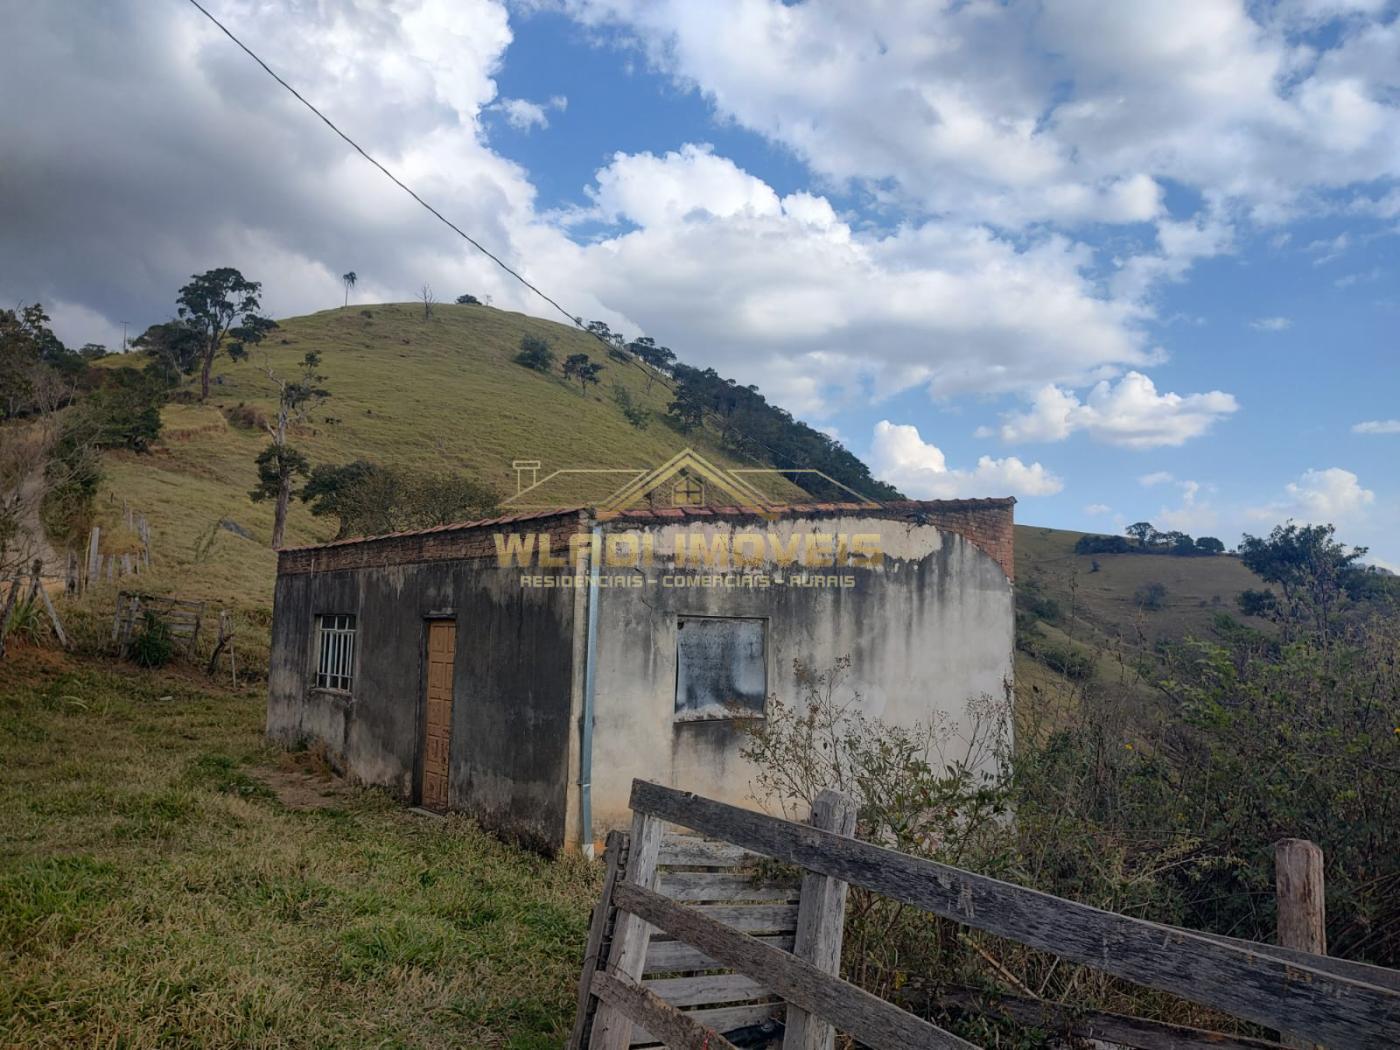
[586,514,1014,834]
[267,558,577,851]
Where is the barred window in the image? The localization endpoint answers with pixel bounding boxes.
[315,613,356,691]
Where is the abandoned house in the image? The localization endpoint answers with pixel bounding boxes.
[266,454,1016,854]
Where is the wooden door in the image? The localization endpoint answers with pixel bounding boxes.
[422,620,456,811]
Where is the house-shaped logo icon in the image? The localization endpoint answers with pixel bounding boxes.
[503,447,875,514]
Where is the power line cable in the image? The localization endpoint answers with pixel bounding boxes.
[183,0,862,487]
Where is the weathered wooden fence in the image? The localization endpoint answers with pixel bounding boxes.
[113,592,205,653]
[570,779,1400,1049]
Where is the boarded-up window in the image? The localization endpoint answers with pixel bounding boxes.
[315,613,356,691]
[675,616,766,721]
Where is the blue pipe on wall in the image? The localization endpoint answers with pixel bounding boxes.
[579,523,601,857]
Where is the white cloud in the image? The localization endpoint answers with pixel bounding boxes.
[1307,232,1351,264]
[1251,466,1376,524]
[1250,316,1293,331]
[1084,503,1112,516]
[564,0,1400,227]
[991,372,1239,449]
[571,146,1156,410]
[494,95,567,131]
[1353,419,1400,434]
[869,421,1062,500]
[1139,471,1175,487]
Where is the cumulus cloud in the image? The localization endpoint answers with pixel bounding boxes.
[1353,419,1400,434]
[1139,471,1175,486]
[1250,467,1376,525]
[987,372,1239,449]
[869,421,1063,500]
[494,95,567,131]
[1283,467,1375,519]
[1083,503,1112,515]
[563,0,1400,226]
[1250,316,1293,331]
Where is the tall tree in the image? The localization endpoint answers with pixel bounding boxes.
[176,268,277,400]
[342,271,357,307]
[1238,522,1366,643]
[250,352,329,548]
[1125,521,1156,547]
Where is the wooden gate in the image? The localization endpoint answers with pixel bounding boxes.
[570,780,1400,1050]
[421,620,455,811]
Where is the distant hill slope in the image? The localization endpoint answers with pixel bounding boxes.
[94,302,807,607]
[1012,523,1267,703]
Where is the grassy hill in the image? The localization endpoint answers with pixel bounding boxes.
[1012,523,1267,707]
[91,302,803,611]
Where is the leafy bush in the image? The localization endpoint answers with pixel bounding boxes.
[611,384,649,430]
[1236,588,1279,617]
[128,612,173,668]
[513,335,554,372]
[1074,533,1133,555]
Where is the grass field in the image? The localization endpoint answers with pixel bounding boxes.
[0,650,597,1049]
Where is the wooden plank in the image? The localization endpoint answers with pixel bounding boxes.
[925,987,1289,1050]
[630,1003,782,1047]
[1188,930,1400,994]
[568,829,627,1050]
[643,972,772,1008]
[661,837,759,868]
[590,970,740,1050]
[785,788,858,1050]
[614,881,976,1050]
[591,811,666,1050]
[689,904,798,932]
[659,870,798,902]
[629,780,1400,1050]
[644,934,794,976]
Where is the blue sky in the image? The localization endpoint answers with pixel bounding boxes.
[3,0,1397,562]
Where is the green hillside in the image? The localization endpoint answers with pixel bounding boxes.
[1012,523,1267,705]
[92,302,802,610]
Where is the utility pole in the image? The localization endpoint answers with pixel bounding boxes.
[119,320,130,352]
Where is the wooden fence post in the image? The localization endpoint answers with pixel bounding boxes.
[784,789,858,1050]
[568,829,628,1050]
[1276,838,1326,1049]
[591,810,665,1050]
[86,526,101,588]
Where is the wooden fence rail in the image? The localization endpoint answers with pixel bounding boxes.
[572,780,1400,1050]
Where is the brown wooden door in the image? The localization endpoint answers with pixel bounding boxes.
[422,620,456,811]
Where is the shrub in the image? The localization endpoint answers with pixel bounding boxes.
[128,612,173,668]
[3,596,48,646]
[1075,533,1133,555]
[1236,588,1279,617]
[1134,581,1168,611]
[513,335,554,372]
[223,402,268,430]
[1036,640,1096,680]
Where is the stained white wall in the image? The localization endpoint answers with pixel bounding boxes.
[586,515,1014,835]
